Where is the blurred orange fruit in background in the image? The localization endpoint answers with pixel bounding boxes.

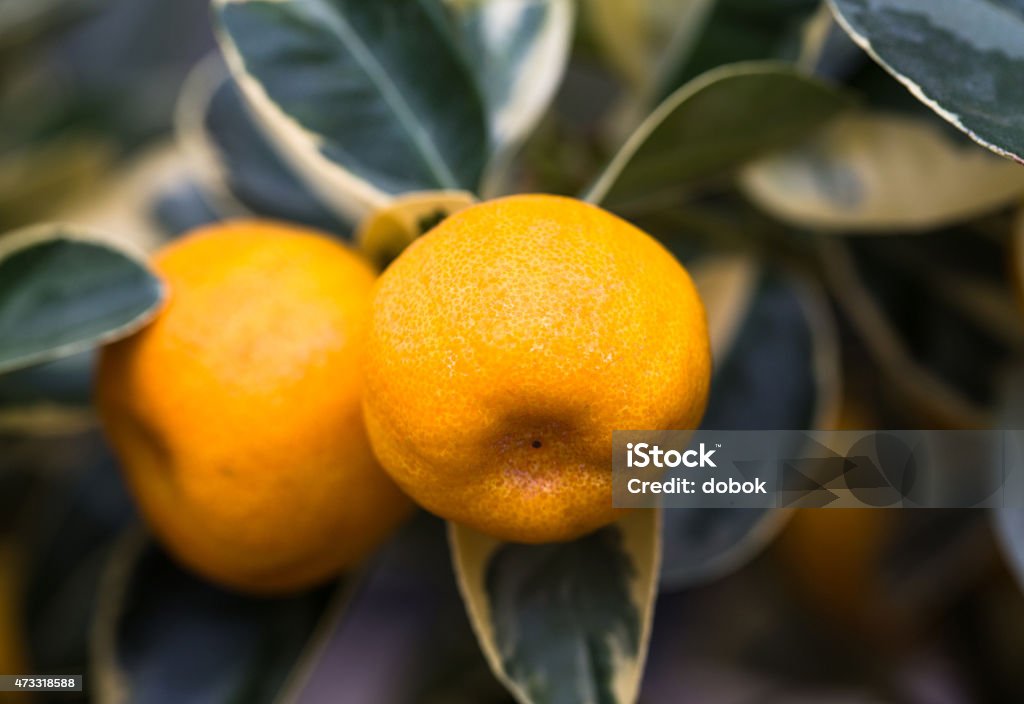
[775,396,909,644]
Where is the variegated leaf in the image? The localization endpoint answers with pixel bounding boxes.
[740,112,1024,232]
[830,0,1024,163]
[450,510,660,704]
[586,61,852,209]
[213,0,491,222]
[0,225,164,375]
[450,0,574,188]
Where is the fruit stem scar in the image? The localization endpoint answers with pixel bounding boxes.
[532,440,542,448]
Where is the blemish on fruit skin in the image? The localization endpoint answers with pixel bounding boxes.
[532,440,542,449]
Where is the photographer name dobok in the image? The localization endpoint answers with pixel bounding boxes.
[627,476,768,495]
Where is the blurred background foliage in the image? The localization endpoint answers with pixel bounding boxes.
[2,0,1024,702]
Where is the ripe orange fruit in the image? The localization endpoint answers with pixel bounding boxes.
[97,221,411,593]
[364,194,711,543]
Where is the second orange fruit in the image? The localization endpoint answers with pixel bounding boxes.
[364,194,711,543]
[97,221,411,593]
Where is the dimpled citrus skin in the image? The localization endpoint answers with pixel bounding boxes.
[364,194,711,543]
[97,221,411,593]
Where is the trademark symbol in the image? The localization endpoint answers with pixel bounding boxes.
[716,443,722,448]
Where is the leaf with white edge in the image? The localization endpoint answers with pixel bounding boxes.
[740,112,1024,233]
[0,226,163,375]
[659,265,841,591]
[176,54,350,235]
[702,272,840,435]
[213,0,490,223]
[356,190,476,270]
[450,510,660,704]
[91,533,335,704]
[450,0,573,190]
[830,0,1024,164]
[586,61,852,209]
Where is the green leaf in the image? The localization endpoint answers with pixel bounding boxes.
[451,0,574,184]
[740,112,1024,232]
[830,0,1024,163]
[585,61,852,209]
[175,55,351,236]
[90,533,335,704]
[658,261,840,591]
[660,509,789,591]
[213,0,491,222]
[451,510,659,704]
[0,226,164,375]
[702,270,839,434]
[19,429,133,674]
